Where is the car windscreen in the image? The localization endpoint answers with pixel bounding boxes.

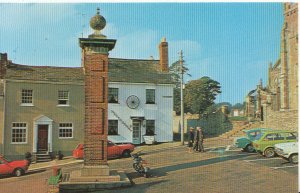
[247,131,259,140]
[254,133,264,140]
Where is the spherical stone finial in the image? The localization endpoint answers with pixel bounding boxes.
[90,8,106,31]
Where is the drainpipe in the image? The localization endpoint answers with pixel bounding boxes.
[2,79,6,155]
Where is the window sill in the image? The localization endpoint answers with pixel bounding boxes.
[57,105,70,107]
[20,104,34,107]
[11,142,27,144]
[108,134,119,136]
[145,103,156,105]
[109,102,120,104]
[58,137,73,139]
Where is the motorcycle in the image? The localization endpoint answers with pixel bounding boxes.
[131,151,150,178]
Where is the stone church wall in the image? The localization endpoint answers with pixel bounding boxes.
[263,106,298,131]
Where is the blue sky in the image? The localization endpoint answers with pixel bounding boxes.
[0,3,283,105]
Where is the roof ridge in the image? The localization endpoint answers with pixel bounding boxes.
[109,57,159,62]
[9,63,82,69]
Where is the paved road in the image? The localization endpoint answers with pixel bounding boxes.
[0,143,297,193]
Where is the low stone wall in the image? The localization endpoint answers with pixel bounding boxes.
[263,108,298,131]
[173,112,199,134]
[231,121,248,130]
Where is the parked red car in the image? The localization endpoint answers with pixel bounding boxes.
[73,141,135,159]
[0,156,30,177]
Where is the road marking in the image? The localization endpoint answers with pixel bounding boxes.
[225,145,231,151]
[270,165,298,169]
[225,149,243,152]
[244,157,282,162]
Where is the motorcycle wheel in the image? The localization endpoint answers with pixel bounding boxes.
[144,172,149,178]
[133,163,142,172]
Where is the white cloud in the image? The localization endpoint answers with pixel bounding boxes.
[110,29,159,59]
[168,40,201,64]
[0,4,77,30]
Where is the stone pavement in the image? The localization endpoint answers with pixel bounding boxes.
[29,137,233,172]
[29,157,83,172]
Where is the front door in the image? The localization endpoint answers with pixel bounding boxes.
[37,125,48,152]
[132,120,141,144]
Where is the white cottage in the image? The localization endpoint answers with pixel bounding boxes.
[107,39,174,144]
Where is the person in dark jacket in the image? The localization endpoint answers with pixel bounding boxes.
[193,128,199,152]
[188,127,194,153]
[197,127,204,152]
[193,127,204,152]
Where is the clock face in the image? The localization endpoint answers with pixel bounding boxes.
[126,95,140,109]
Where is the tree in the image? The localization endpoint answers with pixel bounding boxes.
[169,60,191,89]
[169,60,191,114]
[232,103,245,110]
[173,88,181,114]
[184,77,221,115]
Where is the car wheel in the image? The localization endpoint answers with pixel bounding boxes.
[289,154,298,164]
[264,147,275,158]
[245,144,255,153]
[122,150,131,158]
[144,172,149,178]
[14,168,23,177]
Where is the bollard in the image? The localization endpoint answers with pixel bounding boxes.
[52,166,58,176]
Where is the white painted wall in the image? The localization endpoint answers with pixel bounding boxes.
[108,82,173,144]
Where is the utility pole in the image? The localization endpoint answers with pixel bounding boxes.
[179,50,184,145]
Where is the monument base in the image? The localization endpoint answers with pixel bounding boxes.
[59,166,131,193]
[81,165,110,176]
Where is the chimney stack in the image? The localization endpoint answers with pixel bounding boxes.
[0,53,8,79]
[159,37,169,72]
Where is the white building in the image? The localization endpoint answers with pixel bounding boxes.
[106,38,174,144]
[107,50,174,143]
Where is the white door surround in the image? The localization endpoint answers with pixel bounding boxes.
[33,115,53,153]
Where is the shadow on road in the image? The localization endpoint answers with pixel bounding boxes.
[130,153,252,179]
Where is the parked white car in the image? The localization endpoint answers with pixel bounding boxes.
[274,142,298,164]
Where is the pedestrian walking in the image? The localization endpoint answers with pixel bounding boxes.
[188,127,194,153]
[193,128,199,152]
[197,127,204,152]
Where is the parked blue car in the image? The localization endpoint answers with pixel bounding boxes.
[233,128,273,152]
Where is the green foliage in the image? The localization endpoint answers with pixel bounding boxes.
[170,59,221,115]
[184,77,221,115]
[213,102,232,112]
[229,116,247,121]
[173,88,181,115]
[188,112,232,138]
[169,60,191,89]
[169,59,191,114]
[232,103,245,110]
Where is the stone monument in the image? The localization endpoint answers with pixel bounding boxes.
[60,8,130,192]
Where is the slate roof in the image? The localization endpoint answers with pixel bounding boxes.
[108,58,173,84]
[5,63,84,83]
[4,58,174,85]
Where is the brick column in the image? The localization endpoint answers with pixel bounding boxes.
[79,38,116,174]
